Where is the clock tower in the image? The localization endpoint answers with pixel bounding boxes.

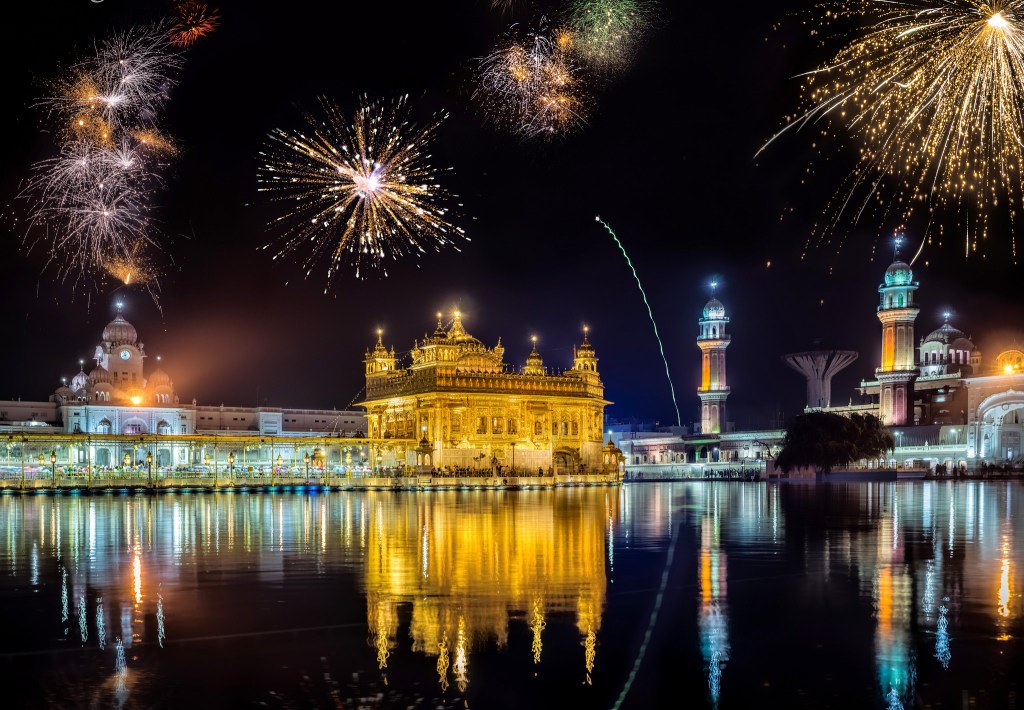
[94,304,146,392]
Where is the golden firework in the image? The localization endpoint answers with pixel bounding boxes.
[764,0,1024,258]
[257,95,466,284]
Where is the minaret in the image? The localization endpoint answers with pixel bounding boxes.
[876,257,920,425]
[697,288,730,434]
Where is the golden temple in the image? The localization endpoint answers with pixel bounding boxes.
[359,311,614,474]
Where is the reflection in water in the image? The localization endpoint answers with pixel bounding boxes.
[97,596,106,650]
[874,515,914,709]
[362,490,616,690]
[699,508,729,707]
[114,636,127,708]
[0,483,1020,708]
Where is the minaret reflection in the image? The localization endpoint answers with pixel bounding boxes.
[698,508,729,708]
[874,509,914,708]
[363,489,616,691]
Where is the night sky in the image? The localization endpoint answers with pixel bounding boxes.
[2,1,1024,428]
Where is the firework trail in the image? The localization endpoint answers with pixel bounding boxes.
[760,0,1024,260]
[257,95,466,286]
[595,216,681,427]
[473,24,591,140]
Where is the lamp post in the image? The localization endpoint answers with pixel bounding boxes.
[304,452,310,485]
[51,450,57,487]
[146,451,153,487]
[228,451,235,481]
[510,441,516,476]
[275,453,282,487]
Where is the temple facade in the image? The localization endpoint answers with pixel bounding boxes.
[358,311,611,474]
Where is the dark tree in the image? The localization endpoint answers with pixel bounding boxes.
[775,411,895,475]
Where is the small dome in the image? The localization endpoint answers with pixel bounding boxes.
[71,370,89,391]
[102,313,138,345]
[89,365,111,383]
[55,386,74,399]
[702,297,726,320]
[884,260,913,287]
[148,368,171,387]
[923,322,970,345]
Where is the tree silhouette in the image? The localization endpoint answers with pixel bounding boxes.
[775,411,895,475]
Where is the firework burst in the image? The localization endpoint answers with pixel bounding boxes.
[474,27,591,139]
[257,95,466,284]
[21,140,160,281]
[44,24,182,138]
[565,0,654,72]
[170,2,221,47]
[762,0,1024,259]
[22,23,181,290]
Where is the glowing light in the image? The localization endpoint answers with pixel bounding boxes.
[1005,364,1015,374]
[596,216,681,426]
[257,95,465,285]
[761,0,1024,259]
[130,396,142,405]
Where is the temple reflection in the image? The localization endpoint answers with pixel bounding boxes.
[363,489,617,690]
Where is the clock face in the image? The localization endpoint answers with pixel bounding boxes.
[119,349,131,361]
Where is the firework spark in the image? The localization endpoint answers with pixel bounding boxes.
[102,238,160,287]
[257,95,466,284]
[565,0,654,72]
[170,2,221,47]
[44,24,182,137]
[22,140,160,280]
[23,23,182,291]
[762,0,1024,259]
[474,27,591,139]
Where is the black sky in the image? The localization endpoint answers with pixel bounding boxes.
[2,0,1023,427]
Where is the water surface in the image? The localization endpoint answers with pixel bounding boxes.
[0,482,1019,708]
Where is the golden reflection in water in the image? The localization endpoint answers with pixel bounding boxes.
[530,597,546,664]
[436,633,450,692]
[133,546,142,605]
[453,615,468,692]
[363,489,616,691]
[997,528,1015,640]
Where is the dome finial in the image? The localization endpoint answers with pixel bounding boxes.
[376,328,383,345]
[115,300,124,314]
[893,233,904,260]
[942,310,952,323]
[709,279,718,294]
[582,324,589,343]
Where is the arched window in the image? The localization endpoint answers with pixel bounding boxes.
[897,293,904,307]
[534,421,542,436]
[157,420,171,435]
[96,419,112,434]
